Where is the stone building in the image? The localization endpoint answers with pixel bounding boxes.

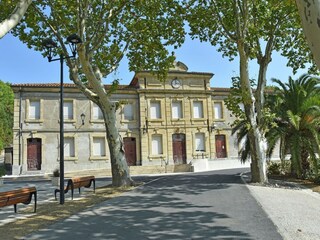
[10,62,245,176]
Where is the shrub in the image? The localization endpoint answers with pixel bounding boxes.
[0,165,6,177]
[53,168,60,177]
[267,160,291,176]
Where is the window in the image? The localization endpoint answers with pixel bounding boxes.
[124,103,134,121]
[29,100,40,120]
[64,137,75,157]
[93,137,106,157]
[193,101,204,118]
[93,103,103,120]
[172,101,183,119]
[214,102,223,119]
[152,135,163,155]
[63,101,73,120]
[195,133,205,152]
[150,101,161,119]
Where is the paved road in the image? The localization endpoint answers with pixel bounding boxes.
[25,169,281,240]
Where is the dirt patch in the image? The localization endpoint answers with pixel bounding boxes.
[269,175,320,193]
[0,185,137,240]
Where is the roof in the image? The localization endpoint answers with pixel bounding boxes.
[10,83,137,90]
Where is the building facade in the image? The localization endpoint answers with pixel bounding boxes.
[11,62,244,175]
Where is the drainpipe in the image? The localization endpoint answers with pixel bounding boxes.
[18,87,22,172]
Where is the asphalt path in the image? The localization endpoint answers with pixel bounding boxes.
[25,168,282,240]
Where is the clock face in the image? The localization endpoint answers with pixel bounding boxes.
[171,79,181,89]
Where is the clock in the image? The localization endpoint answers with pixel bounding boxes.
[171,79,181,89]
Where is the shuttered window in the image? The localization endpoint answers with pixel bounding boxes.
[214,102,223,119]
[29,100,40,119]
[124,103,134,120]
[152,135,163,155]
[193,101,204,118]
[150,101,161,119]
[93,137,106,157]
[172,101,182,119]
[93,103,103,120]
[64,137,75,157]
[63,101,73,120]
[195,133,205,152]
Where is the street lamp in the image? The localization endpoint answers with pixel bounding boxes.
[43,34,82,205]
[80,113,86,125]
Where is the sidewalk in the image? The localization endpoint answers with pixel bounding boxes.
[0,178,111,227]
[242,174,320,240]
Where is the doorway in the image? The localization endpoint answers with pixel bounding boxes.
[172,133,186,164]
[123,137,137,166]
[215,135,227,158]
[27,138,42,170]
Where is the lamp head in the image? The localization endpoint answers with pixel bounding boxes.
[67,34,82,57]
[66,34,82,44]
[43,38,57,62]
[80,113,85,125]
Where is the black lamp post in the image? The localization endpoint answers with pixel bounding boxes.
[43,34,82,205]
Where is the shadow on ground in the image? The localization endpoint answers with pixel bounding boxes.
[26,169,280,240]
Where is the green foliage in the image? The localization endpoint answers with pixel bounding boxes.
[0,80,14,151]
[2,1,186,80]
[267,74,320,178]
[267,161,291,176]
[0,165,6,177]
[186,0,316,73]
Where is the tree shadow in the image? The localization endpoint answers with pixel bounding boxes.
[27,169,280,240]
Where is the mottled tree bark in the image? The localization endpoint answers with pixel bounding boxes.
[296,0,320,69]
[0,0,32,39]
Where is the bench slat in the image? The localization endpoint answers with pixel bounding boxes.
[0,187,37,213]
[54,176,95,200]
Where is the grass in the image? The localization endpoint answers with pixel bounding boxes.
[0,185,136,240]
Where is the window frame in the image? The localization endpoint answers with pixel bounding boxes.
[63,99,76,123]
[90,134,109,161]
[25,99,44,123]
[63,135,78,161]
[213,101,224,120]
[91,102,104,123]
[171,100,183,119]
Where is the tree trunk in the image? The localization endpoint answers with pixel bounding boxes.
[296,0,320,70]
[238,40,268,184]
[102,102,133,187]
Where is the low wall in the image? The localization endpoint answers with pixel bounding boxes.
[191,158,250,172]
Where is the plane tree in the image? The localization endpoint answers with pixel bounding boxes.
[296,0,320,70]
[0,0,32,39]
[4,1,186,186]
[186,0,315,183]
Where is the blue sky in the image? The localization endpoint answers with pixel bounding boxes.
[0,33,306,87]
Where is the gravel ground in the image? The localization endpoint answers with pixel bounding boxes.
[242,173,320,240]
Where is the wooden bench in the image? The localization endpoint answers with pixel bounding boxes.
[0,187,37,213]
[55,176,95,200]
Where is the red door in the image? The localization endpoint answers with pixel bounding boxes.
[172,134,186,164]
[124,137,137,166]
[27,138,42,170]
[215,135,227,158]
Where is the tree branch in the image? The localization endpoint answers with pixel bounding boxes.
[0,0,32,39]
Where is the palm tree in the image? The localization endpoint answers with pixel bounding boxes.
[267,74,320,178]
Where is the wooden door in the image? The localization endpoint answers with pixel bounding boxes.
[172,134,186,164]
[27,138,42,170]
[215,135,227,158]
[124,137,137,166]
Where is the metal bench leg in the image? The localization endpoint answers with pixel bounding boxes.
[14,204,17,213]
[34,192,37,213]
